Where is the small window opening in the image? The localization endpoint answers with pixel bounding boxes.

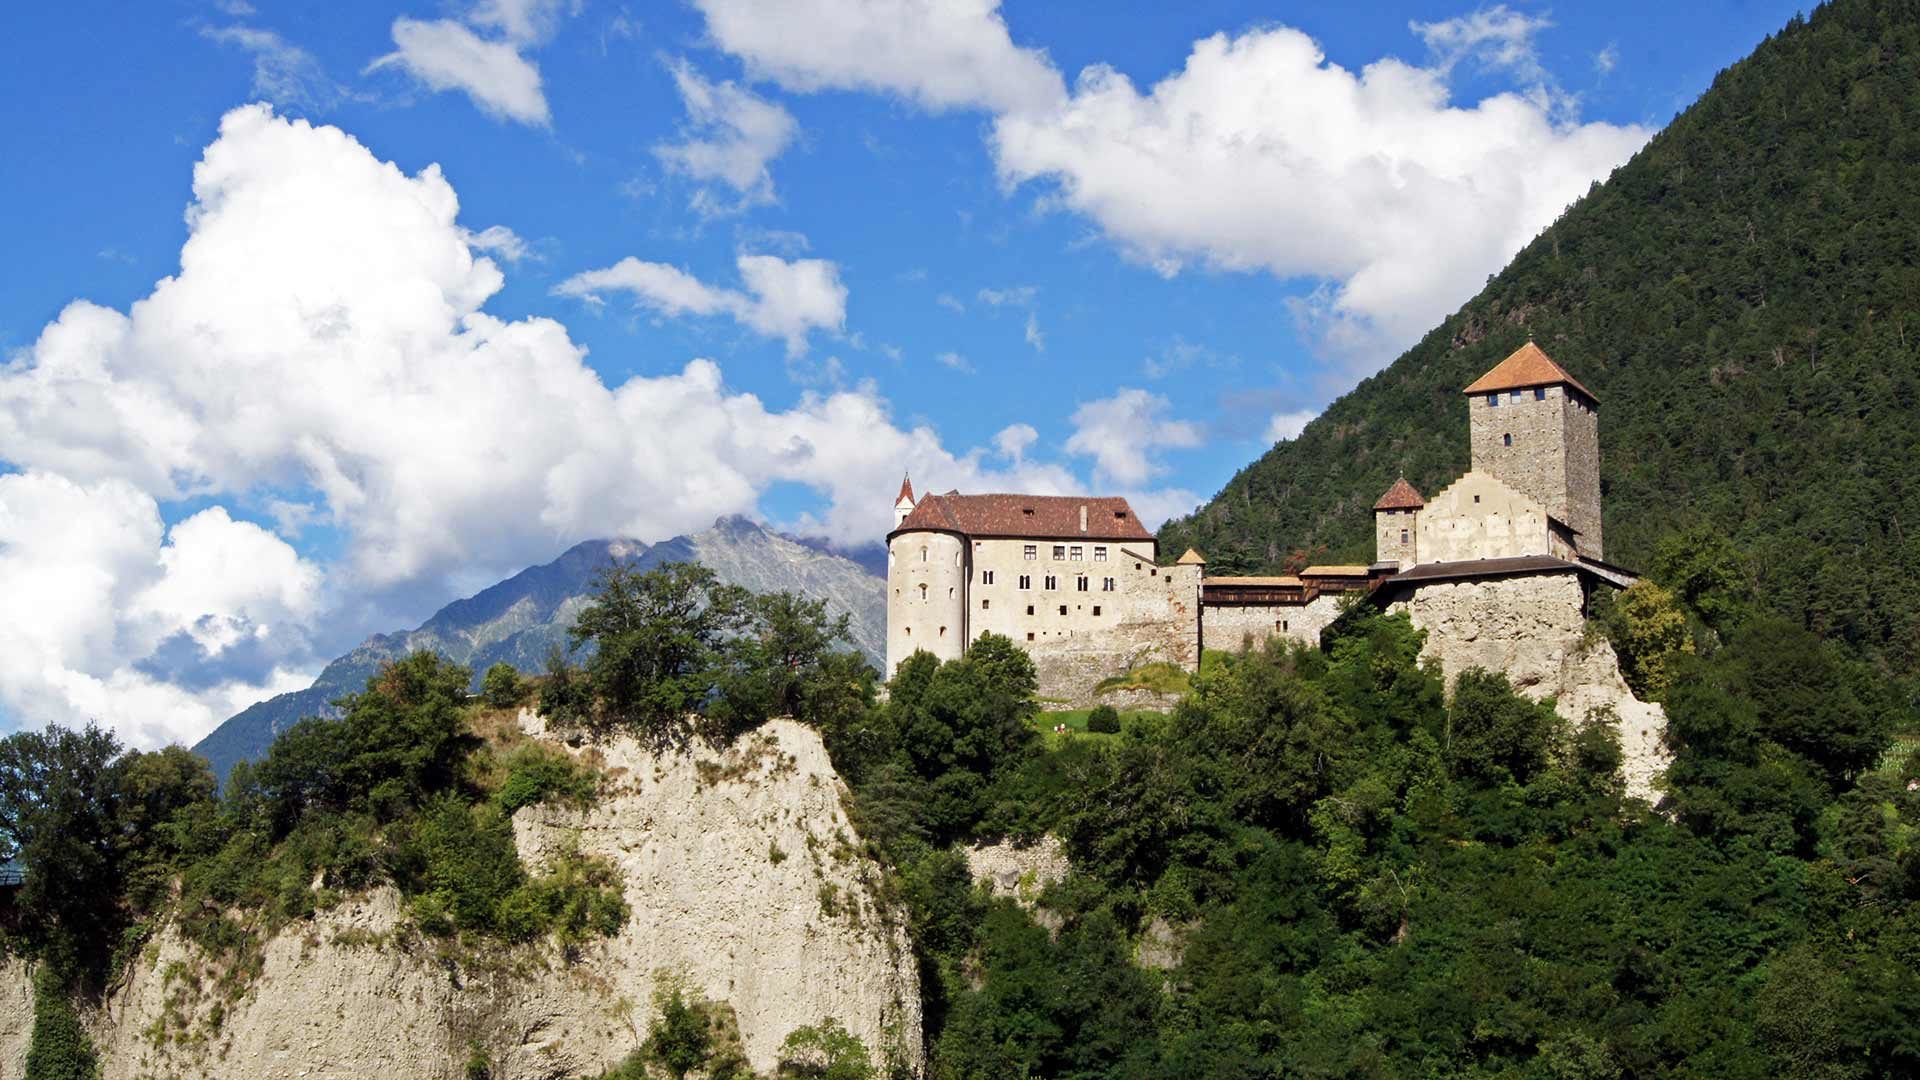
[1026,605,1035,616]
[938,626,946,638]
[1534,387,1546,401]
[1400,529,1409,544]
[1474,494,1481,504]
[1026,632,1035,641]
[1093,605,1102,616]
[1486,393,1499,407]
[981,599,989,610]
[1058,605,1068,616]
[1503,433,1512,447]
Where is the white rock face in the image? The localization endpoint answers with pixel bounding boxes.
[965,836,1070,908]
[0,956,32,1072]
[1396,571,1670,800]
[4,718,920,1080]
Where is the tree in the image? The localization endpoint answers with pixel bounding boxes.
[1611,580,1695,699]
[0,723,128,974]
[481,662,527,710]
[1445,670,1555,785]
[711,590,862,738]
[1086,705,1121,734]
[568,562,750,744]
[777,1018,874,1080]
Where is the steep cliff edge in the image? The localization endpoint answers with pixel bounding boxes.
[6,718,919,1080]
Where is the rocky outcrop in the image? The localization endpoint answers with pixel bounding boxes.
[1395,571,1670,800]
[966,836,1070,908]
[9,718,919,1080]
[0,956,32,1074]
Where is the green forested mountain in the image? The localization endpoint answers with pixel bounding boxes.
[1159,0,1920,667]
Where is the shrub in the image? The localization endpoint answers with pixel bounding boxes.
[778,1018,875,1079]
[1086,706,1122,734]
[493,745,597,815]
[481,662,527,710]
[25,968,98,1080]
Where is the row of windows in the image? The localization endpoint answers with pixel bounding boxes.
[1022,544,1109,561]
[1006,575,1114,591]
[1485,387,1548,406]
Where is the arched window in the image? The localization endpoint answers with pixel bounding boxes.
[918,583,927,600]
[920,546,928,562]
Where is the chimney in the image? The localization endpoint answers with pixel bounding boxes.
[1079,504,1088,533]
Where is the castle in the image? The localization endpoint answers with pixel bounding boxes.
[886,343,1666,792]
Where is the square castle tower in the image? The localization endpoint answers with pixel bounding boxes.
[1374,343,1605,568]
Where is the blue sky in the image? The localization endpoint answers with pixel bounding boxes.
[0,0,1806,744]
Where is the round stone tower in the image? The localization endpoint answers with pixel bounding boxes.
[886,483,968,676]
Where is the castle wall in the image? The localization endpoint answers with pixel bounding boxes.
[1416,471,1557,563]
[886,531,967,674]
[1467,383,1602,558]
[1389,570,1666,800]
[1375,507,1418,566]
[1560,390,1603,556]
[1202,592,1347,654]
[963,538,1165,651]
[1021,561,1203,706]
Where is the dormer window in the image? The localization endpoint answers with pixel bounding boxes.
[1113,510,1128,520]
[1022,507,1035,517]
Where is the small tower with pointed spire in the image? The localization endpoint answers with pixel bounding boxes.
[894,474,916,528]
[1372,477,1425,567]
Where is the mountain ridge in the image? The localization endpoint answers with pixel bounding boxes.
[192,515,884,779]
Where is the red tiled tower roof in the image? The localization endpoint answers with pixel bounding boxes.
[896,474,914,504]
[1463,342,1598,402]
[890,492,1154,542]
[1373,477,1426,510]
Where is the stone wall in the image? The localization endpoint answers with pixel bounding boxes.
[1393,570,1667,800]
[1417,471,1558,564]
[1467,383,1602,558]
[1202,592,1347,654]
[887,531,967,673]
[1375,506,1418,566]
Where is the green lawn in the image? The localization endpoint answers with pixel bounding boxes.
[1031,707,1166,746]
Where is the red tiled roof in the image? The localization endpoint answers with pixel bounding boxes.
[896,474,914,504]
[1373,477,1426,510]
[1463,342,1598,402]
[891,492,1155,542]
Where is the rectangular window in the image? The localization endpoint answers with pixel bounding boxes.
[1093,546,1108,561]
[1102,577,1115,591]
[1058,605,1068,616]
[1026,632,1035,641]
[1503,433,1512,446]
[1069,545,1083,561]
[1534,387,1547,401]
[1076,576,1089,592]
[1486,393,1499,407]
[1052,544,1066,560]
[1400,529,1409,544]
[1024,544,1037,560]
[1018,574,1031,589]
[1026,605,1035,616]
[1044,575,1057,590]
[1092,605,1102,616]
[981,570,994,585]
[1510,389,1522,402]
[981,599,990,610]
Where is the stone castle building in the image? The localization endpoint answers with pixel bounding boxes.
[886,343,1667,794]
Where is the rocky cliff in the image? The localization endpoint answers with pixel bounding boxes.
[196,516,885,781]
[5,719,920,1079]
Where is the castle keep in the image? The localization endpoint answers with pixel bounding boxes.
[886,342,1666,793]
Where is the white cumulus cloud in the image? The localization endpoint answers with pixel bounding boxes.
[1265,409,1317,444]
[655,60,800,214]
[990,25,1650,361]
[368,2,559,126]
[1,104,1162,745]
[554,253,846,356]
[690,0,1065,115]
[1064,388,1202,489]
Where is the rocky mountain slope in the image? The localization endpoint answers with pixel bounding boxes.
[3,718,920,1079]
[1158,0,1920,668]
[194,516,884,780]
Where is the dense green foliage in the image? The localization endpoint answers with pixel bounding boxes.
[0,650,626,1007]
[1159,0,1920,673]
[25,967,99,1080]
[545,562,869,748]
[855,580,1920,1078]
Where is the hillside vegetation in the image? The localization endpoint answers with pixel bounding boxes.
[1159,0,1920,670]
